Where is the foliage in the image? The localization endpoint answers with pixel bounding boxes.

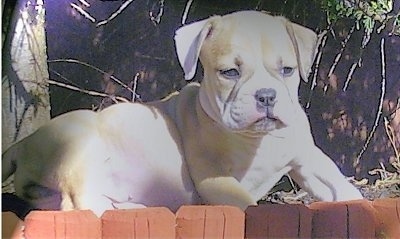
[310,0,400,191]
[321,0,399,35]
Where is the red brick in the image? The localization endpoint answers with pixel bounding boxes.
[309,200,376,238]
[309,201,348,238]
[297,204,313,237]
[101,207,175,239]
[2,212,24,239]
[221,206,246,238]
[373,198,400,238]
[175,206,204,238]
[347,200,375,238]
[245,204,312,238]
[24,210,101,239]
[24,211,57,238]
[175,205,244,239]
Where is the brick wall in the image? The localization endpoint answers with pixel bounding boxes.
[2,198,399,238]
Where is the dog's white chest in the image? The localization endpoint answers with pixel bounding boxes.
[234,136,295,201]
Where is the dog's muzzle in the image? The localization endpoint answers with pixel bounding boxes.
[255,88,277,119]
[242,87,286,134]
[220,87,287,134]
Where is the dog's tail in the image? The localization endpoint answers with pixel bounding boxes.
[2,143,19,182]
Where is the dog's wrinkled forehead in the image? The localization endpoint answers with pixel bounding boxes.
[200,12,295,65]
[174,10,317,81]
[206,12,289,43]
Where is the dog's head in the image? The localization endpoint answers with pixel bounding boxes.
[175,11,317,136]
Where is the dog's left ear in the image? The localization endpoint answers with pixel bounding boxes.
[285,21,318,82]
[174,17,219,80]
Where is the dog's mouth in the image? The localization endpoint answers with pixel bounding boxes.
[222,101,289,134]
[251,115,286,132]
[255,107,285,126]
[254,116,276,124]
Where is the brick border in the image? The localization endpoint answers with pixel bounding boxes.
[102,207,175,238]
[2,198,399,238]
[176,205,244,238]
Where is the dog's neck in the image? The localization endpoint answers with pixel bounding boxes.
[195,90,265,151]
[197,85,263,140]
[198,84,222,127]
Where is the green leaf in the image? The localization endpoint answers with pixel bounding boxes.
[354,10,364,20]
[371,1,378,10]
[381,0,393,12]
[362,16,375,34]
[345,8,353,17]
[356,20,360,30]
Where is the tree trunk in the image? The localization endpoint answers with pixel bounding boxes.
[2,0,50,191]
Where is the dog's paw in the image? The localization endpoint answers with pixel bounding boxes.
[334,185,363,201]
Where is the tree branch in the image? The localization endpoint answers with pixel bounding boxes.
[70,3,95,23]
[47,78,129,103]
[96,0,135,27]
[181,0,194,25]
[48,58,136,96]
[355,38,386,165]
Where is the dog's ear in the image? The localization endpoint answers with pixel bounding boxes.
[174,17,218,80]
[285,21,317,82]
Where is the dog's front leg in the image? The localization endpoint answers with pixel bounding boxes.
[289,147,363,202]
[196,176,257,210]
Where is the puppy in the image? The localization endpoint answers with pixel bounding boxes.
[2,11,362,216]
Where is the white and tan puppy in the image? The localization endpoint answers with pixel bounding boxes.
[2,11,362,216]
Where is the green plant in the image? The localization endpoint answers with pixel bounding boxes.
[321,0,399,35]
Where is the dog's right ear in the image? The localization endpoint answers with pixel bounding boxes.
[285,22,318,82]
[174,17,217,80]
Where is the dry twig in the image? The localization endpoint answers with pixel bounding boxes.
[306,29,328,108]
[70,3,95,23]
[131,73,140,103]
[48,58,135,96]
[150,0,165,25]
[343,57,362,91]
[181,0,194,25]
[48,79,129,103]
[97,0,135,27]
[355,38,386,165]
[384,117,400,163]
[78,0,90,7]
[327,26,355,91]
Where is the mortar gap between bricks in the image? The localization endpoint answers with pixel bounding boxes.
[346,204,350,238]
[202,208,207,238]
[311,208,316,237]
[297,206,301,237]
[54,214,57,238]
[396,200,400,222]
[222,209,226,238]
[147,217,150,238]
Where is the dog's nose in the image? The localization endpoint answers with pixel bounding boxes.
[255,88,277,107]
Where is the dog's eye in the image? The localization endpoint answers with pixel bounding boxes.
[280,67,294,77]
[219,69,240,80]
